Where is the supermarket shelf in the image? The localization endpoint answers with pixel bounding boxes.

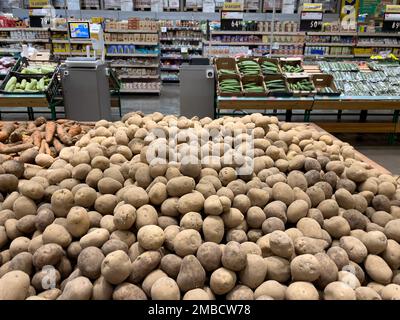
[161,78,180,82]
[305,43,355,47]
[53,52,87,56]
[358,32,400,37]
[354,54,372,58]
[304,54,355,58]
[210,31,306,35]
[162,26,201,31]
[0,38,49,43]
[110,64,159,68]
[120,88,161,93]
[356,43,400,48]
[105,29,159,34]
[161,66,180,71]
[0,27,48,31]
[105,41,158,46]
[52,39,92,44]
[161,46,202,50]
[160,37,202,41]
[307,31,357,36]
[119,75,160,79]
[106,53,159,57]
[204,40,268,46]
[50,28,67,32]
[160,55,191,60]
[0,48,20,53]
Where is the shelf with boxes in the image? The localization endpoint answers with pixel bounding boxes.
[50,27,92,56]
[159,20,203,83]
[0,27,51,54]
[104,19,161,93]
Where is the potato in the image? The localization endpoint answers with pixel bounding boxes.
[77,246,104,280]
[16,215,36,234]
[135,205,158,229]
[362,231,387,254]
[151,277,180,300]
[184,288,212,300]
[113,283,147,300]
[294,236,328,255]
[384,219,400,243]
[19,180,45,200]
[0,174,19,193]
[66,206,90,238]
[161,197,179,217]
[314,252,338,288]
[334,188,355,209]
[264,256,290,282]
[32,243,64,268]
[287,200,309,223]
[130,251,161,283]
[327,247,350,271]
[254,280,286,300]
[13,196,37,219]
[161,254,182,279]
[272,182,294,206]
[381,239,400,270]
[113,204,136,231]
[177,191,205,214]
[142,269,168,296]
[210,267,237,295]
[239,254,267,289]
[342,209,367,230]
[355,287,382,300]
[202,216,224,244]
[290,254,320,282]
[57,276,93,300]
[285,282,319,300]
[101,250,131,285]
[221,241,246,272]
[317,199,339,219]
[247,188,269,208]
[364,255,392,285]
[323,216,350,239]
[222,208,244,229]
[123,186,149,208]
[91,276,114,300]
[338,270,361,289]
[339,236,368,263]
[94,194,118,215]
[324,281,356,300]
[380,284,400,300]
[269,230,294,259]
[42,224,71,248]
[51,189,74,217]
[166,176,195,197]
[177,255,206,292]
[137,225,165,250]
[80,228,110,249]
[0,270,30,300]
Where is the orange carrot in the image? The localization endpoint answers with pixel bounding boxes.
[45,122,56,143]
[56,124,72,145]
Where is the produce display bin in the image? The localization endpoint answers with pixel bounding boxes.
[264,74,291,97]
[312,74,341,96]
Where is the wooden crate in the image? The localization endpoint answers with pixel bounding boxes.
[242,75,266,97]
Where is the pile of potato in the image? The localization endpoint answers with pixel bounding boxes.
[0,112,400,300]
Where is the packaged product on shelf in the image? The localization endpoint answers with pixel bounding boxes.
[263,0,282,11]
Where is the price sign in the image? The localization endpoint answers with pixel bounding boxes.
[181,47,188,53]
[221,11,244,31]
[300,11,323,31]
[383,13,400,32]
[161,27,167,33]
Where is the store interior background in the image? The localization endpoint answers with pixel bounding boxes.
[0,1,399,173]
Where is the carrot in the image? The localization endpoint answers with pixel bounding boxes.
[31,130,42,148]
[39,139,47,154]
[56,124,72,145]
[68,124,82,137]
[0,142,33,154]
[45,121,56,143]
[34,116,47,126]
[0,123,15,142]
[43,140,51,155]
[27,122,36,131]
[52,138,64,153]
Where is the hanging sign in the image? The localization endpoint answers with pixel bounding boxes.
[340,0,359,30]
[300,4,323,31]
[222,2,243,11]
[383,5,400,32]
[29,0,49,7]
[221,11,244,31]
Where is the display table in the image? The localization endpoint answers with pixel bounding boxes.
[0,93,63,120]
[215,95,400,142]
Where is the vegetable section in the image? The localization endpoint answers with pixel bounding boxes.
[3,75,51,93]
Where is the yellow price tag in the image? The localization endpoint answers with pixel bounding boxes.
[386,5,400,13]
[28,0,49,7]
[303,3,323,12]
[222,2,243,11]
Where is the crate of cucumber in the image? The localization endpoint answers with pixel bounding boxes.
[242,75,266,97]
[0,70,59,101]
[217,74,243,97]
